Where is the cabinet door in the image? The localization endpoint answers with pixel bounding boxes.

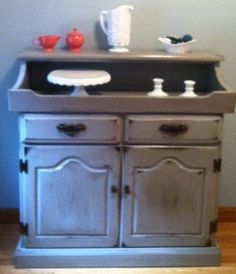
[121,146,219,247]
[22,146,120,248]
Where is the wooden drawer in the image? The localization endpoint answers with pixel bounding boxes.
[20,114,122,144]
[125,115,222,144]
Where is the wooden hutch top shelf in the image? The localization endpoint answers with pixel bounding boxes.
[8,49,236,114]
[19,49,224,63]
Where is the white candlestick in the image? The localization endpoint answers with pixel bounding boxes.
[148,78,168,97]
[180,80,197,97]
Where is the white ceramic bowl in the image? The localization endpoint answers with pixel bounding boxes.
[158,37,196,54]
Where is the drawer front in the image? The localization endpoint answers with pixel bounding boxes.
[125,115,222,144]
[21,114,122,144]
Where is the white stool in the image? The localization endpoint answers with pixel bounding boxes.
[47,69,111,96]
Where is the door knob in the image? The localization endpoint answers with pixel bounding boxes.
[124,185,131,194]
[111,185,118,193]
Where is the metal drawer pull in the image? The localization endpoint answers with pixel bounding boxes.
[159,123,188,136]
[57,123,86,137]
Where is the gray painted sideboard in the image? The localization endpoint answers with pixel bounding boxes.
[8,49,236,268]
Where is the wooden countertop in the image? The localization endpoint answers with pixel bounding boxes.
[19,49,224,63]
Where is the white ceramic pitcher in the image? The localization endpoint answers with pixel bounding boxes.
[100,5,134,52]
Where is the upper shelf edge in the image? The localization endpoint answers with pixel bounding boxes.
[18,49,224,63]
[8,89,236,114]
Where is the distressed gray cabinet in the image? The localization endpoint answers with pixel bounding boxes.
[19,114,122,248]
[9,49,236,268]
[121,114,221,247]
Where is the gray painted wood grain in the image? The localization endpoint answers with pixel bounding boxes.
[121,146,219,247]
[125,115,222,144]
[20,114,122,144]
[14,237,220,268]
[23,145,120,248]
[18,49,224,63]
[9,90,236,114]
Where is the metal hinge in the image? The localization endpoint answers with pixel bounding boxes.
[20,159,28,173]
[213,158,221,173]
[209,220,218,234]
[20,222,29,236]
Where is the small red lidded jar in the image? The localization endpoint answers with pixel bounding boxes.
[66,28,85,52]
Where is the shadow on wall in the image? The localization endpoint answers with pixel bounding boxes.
[94,21,109,50]
[0,60,20,208]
